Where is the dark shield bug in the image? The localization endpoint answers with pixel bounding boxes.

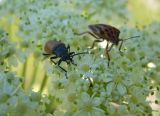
[75,24,140,66]
[43,40,88,78]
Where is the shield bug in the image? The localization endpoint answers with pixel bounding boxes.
[43,40,88,78]
[75,24,140,66]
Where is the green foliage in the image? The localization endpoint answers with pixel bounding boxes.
[0,0,160,115]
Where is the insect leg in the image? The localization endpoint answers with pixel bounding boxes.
[67,44,70,52]
[42,53,51,60]
[90,39,104,49]
[105,42,110,67]
[108,44,114,52]
[50,56,58,65]
[75,31,99,39]
[69,52,75,56]
[43,53,51,56]
[57,59,68,78]
[87,32,100,39]
[119,40,123,55]
[105,43,114,66]
[70,59,77,66]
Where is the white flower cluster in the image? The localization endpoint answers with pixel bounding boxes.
[0,71,51,115]
[0,0,160,115]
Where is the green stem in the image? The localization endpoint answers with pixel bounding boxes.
[21,59,28,89]
[39,73,48,93]
[30,64,38,88]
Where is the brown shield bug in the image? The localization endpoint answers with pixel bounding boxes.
[75,24,140,66]
[43,40,88,78]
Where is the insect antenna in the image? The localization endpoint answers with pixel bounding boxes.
[121,35,140,41]
[71,52,89,57]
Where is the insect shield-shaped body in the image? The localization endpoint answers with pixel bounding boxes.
[75,24,140,66]
[43,40,88,78]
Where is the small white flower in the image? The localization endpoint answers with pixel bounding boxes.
[74,92,105,116]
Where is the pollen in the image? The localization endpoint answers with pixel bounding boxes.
[83,102,93,112]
